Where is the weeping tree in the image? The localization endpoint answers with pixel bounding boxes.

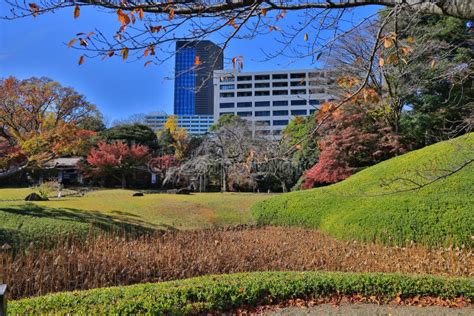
[164,115,260,192]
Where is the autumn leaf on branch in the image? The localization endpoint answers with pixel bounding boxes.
[150,25,162,33]
[121,47,129,61]
[28,3,39,17]
[168,9,175,21]
[117,9,131,26]
[78,55,85,65]
[67,38,77,47]
[74,5,80,19]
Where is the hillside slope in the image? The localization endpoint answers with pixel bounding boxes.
[252,133,474,247]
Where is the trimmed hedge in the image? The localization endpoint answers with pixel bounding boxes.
[252,133,474,248]
[9,272,473,314]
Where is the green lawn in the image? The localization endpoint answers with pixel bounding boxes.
[0,190,272,247]
[253,133,474,247]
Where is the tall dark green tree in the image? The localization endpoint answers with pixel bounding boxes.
[399,16,473,146]
[100,124,158,150]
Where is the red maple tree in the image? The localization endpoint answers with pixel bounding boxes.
[86,141,150,188]
[302,91,406,189]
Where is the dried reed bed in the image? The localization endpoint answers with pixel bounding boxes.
[2,226,472,300]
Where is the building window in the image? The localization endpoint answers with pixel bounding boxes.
[273,100,288,106]
[237,75,252,81]
[272,73,288,79]
[255,101,270,107]
[290,89,306,95]
[309,109,316,114]
[290,81,306,86]
[256,120,271,126]
[255,75,270,80]
[273,90,288,95]
[273,110,289,116]
[273,120,288,126]
[220,102,234,108]
[255,111,270,117]
[237,83,252,89]
[237,91,252,97]
[272,81,288,87]
[291,100,306,106]
[291,109,307,115]
[220,112,235,116]
[273,129,282,135]
[255,82,270,88]
[309,99,319,105]
[220,84,235,90]
[237,111,252,117]
[237,102,252,107]
[220,75,235,82]
[220,92,234,98]
[290,73,306,79]
[255,90,270,96]
[308,72,320,78]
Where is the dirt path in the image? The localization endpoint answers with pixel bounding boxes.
[268,303,473,315]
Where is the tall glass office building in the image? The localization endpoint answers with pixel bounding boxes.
[174,41,223,115]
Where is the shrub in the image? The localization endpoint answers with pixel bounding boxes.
[9,271,473,314]
[252,134,474,247]
[35,180,58,199]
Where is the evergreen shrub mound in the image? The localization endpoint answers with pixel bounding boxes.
[10,271,473,314]
[24,193,48,201]
[252,133,474,247]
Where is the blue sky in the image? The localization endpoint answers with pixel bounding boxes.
[0,4,378,123]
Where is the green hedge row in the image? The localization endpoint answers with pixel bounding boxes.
[252,133,474,248]
[10,272,473,314]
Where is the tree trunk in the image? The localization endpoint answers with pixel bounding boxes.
[280,180,288,193]
[121,174,127,189]
[221,167,227,193]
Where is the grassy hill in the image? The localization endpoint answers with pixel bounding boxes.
[252,133,474,247]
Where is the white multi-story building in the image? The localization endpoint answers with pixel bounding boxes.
[213,69,335,138]
[144,113,214,135]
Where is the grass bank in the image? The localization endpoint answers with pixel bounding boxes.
[252,133,474,247]
[10,271,473,314]
[0,191,271,247]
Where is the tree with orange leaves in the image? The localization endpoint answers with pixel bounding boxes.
[0,76,101,178]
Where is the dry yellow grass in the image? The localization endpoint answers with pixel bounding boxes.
[3,226,472,300]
